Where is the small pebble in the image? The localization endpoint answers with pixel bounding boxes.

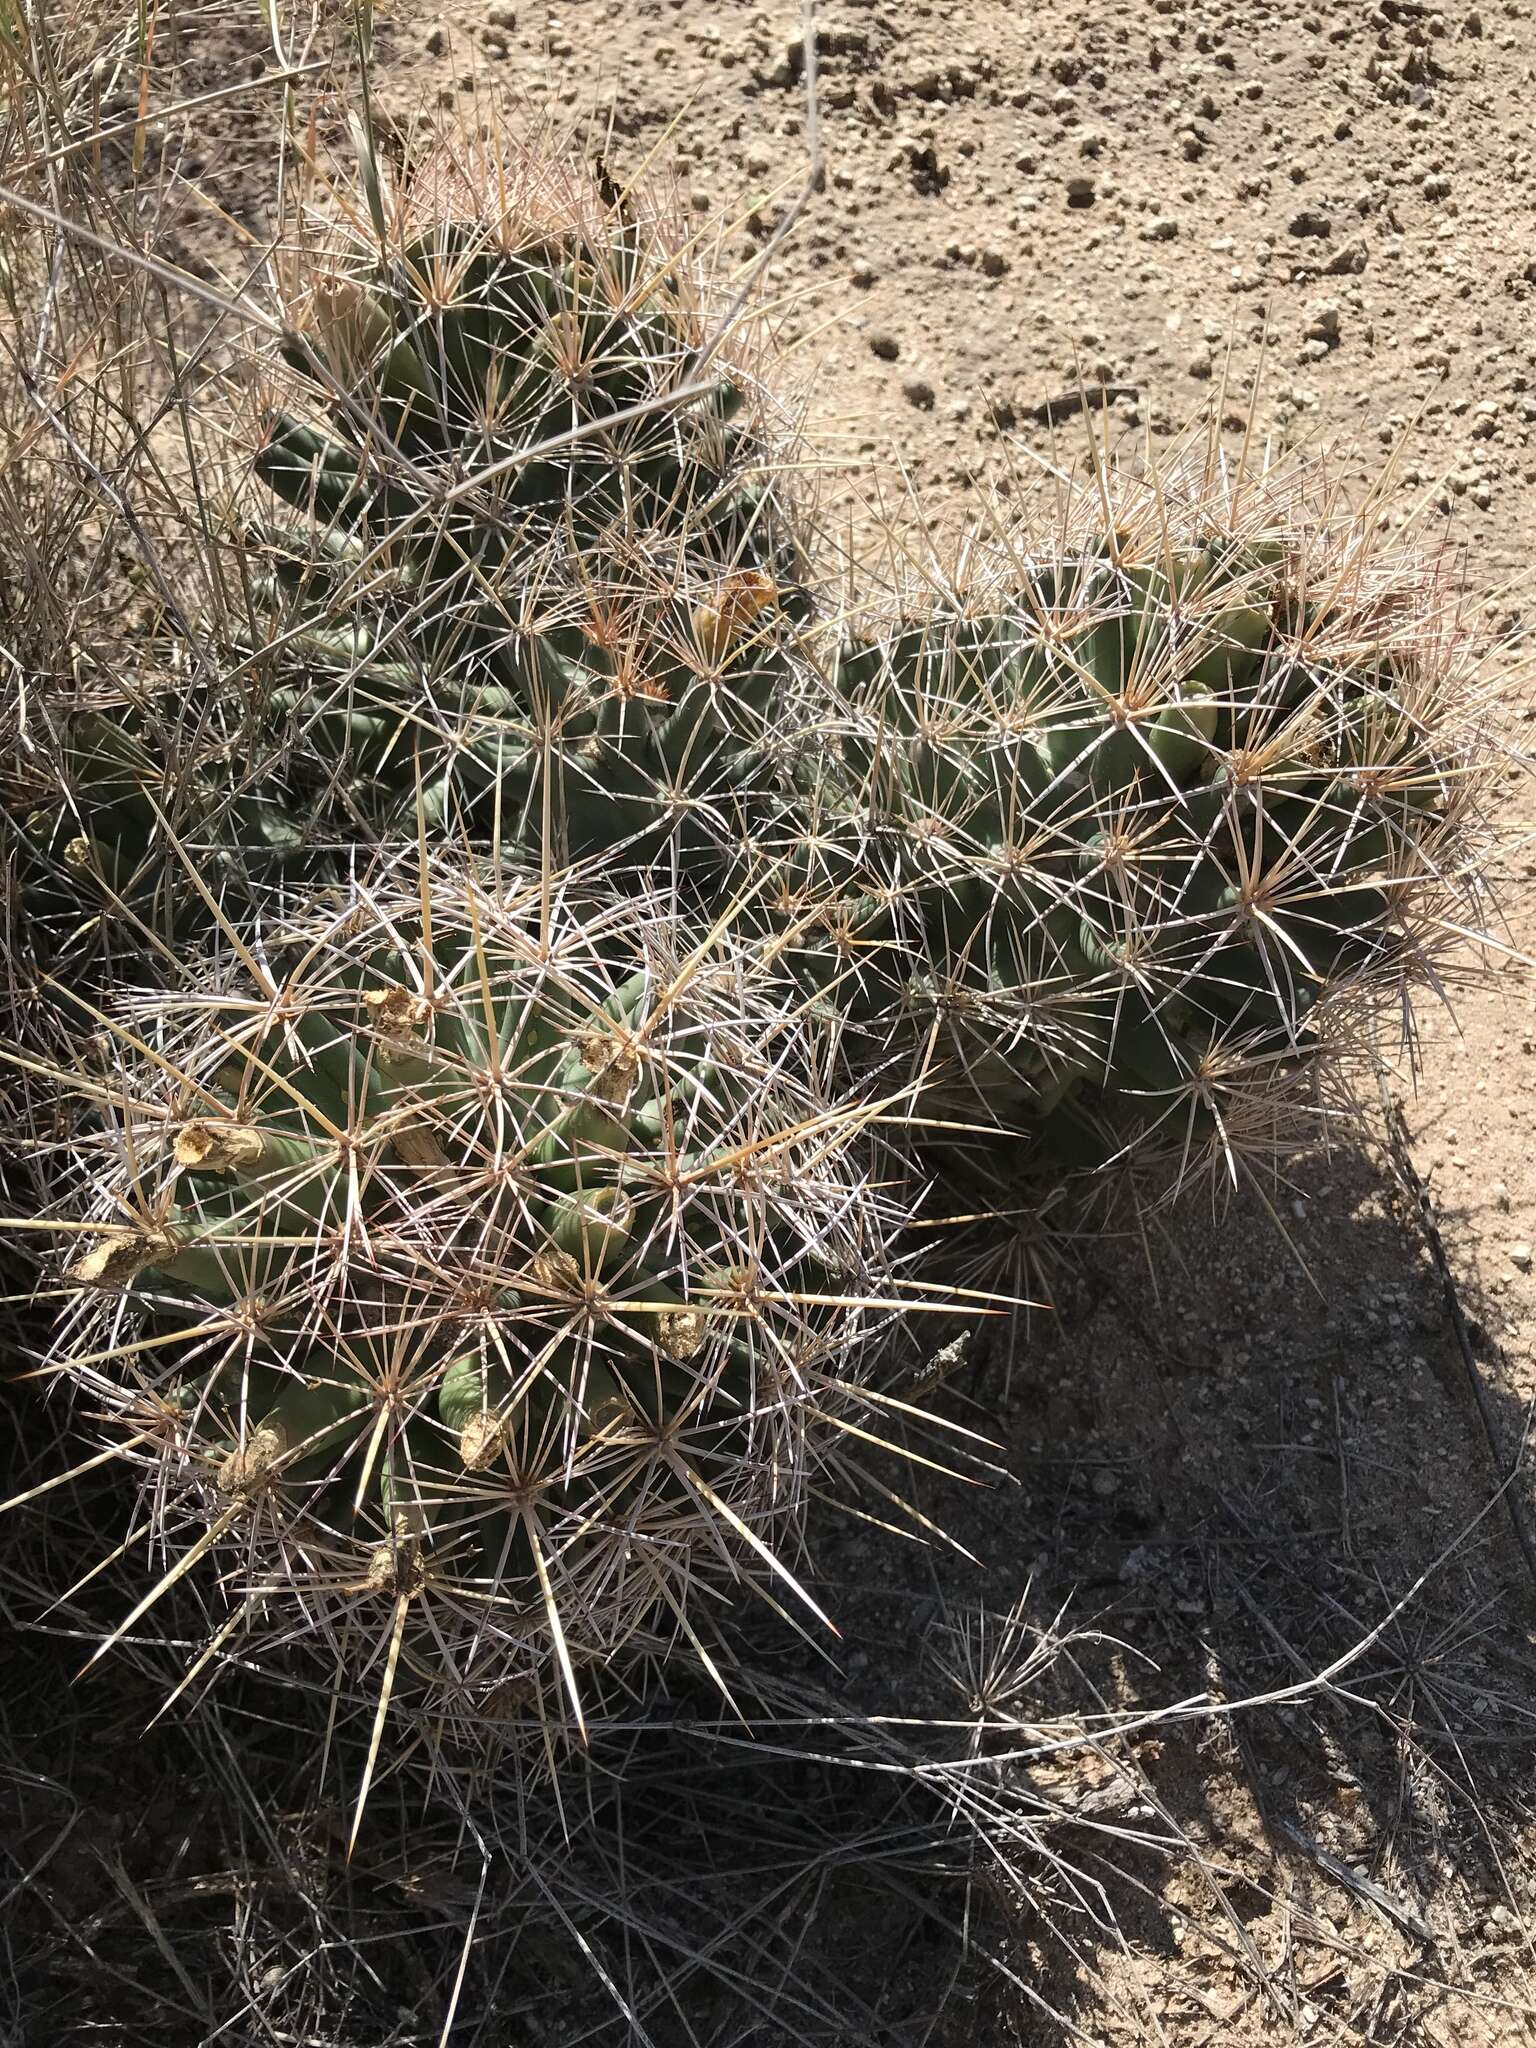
[1325,237,1369,275]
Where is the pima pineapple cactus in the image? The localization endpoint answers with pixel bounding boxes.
[47,860,909,1757]
[755,459,1494,1196]
[5,118,816,992]
[243,122,809,868]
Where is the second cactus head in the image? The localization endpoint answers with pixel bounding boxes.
[243,120,811,870]
[758,457,1493,1200]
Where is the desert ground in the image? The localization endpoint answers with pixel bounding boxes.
[7,2,1536,2042]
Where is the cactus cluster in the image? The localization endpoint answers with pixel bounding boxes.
[54,864,905,1745]
[4,114,1504,1773]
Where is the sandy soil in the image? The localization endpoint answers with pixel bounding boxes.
[13,1,1536,2041]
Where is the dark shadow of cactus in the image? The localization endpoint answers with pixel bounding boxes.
[5,1118,1536,2047]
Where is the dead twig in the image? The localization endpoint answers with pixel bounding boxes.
[1273,1816,1436,1946]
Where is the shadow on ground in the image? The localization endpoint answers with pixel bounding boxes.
[4,1131,1535,2047]
[896,1134,1536,2045]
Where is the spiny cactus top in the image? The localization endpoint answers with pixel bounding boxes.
[756,465,1494,1196]
[245,127,810,868]
[53,862,909,1751]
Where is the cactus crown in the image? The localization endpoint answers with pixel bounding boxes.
[242,124,811,867]
[54,861,908,1760]
[756,458,1494,1197]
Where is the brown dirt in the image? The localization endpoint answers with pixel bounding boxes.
[15,0,1536,2041]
